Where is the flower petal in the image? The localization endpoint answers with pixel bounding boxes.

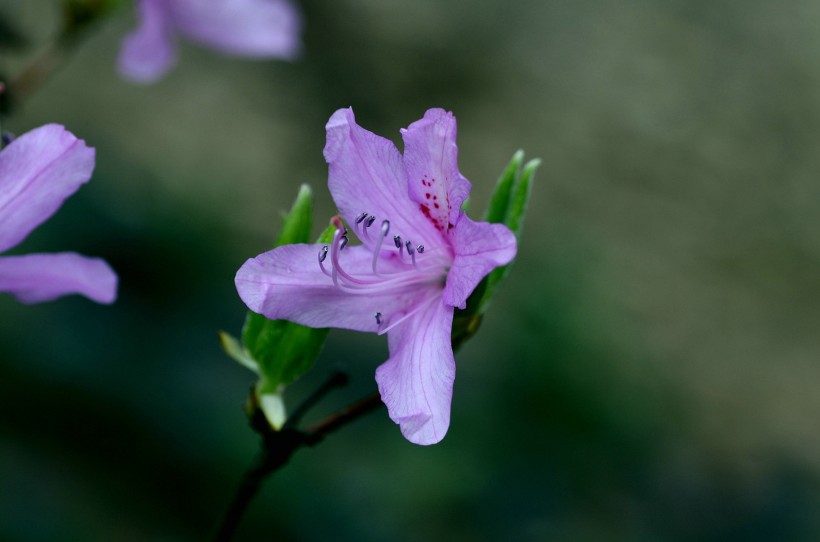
[401,108,472,230]
[0,252,118,304]
[324,108,446,253]
[118,0,178,84]
[0,125,95,253]
[442,213,517,310]
[376,297,455,445]
[236,243,438,333]
[169,0,302,59]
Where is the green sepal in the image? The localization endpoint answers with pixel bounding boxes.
[453,151,539,345]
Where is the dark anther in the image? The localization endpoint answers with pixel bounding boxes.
[339,236,349,251]
[393,235,402,249]
[405,241,415,254]
[365,215,376,228]
[416,244,425,253]
[355,212,368,224]
[318,245,329,263]
[375,312,383,326]
[380,220,390,235]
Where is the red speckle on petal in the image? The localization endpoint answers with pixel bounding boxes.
[419,204,445,231]
[425,193,431,199]
[434,203,440,209]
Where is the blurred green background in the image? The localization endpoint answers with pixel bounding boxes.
[2,0,820,540]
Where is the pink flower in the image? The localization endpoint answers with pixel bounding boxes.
[0,125,117,304]
[235,108,516,445]
[118,0,302,83]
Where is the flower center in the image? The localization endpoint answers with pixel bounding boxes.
[316,211,448,333]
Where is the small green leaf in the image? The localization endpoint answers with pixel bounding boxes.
[485,149,524,224]
[275,184,313,246]
[243,315,330,393]
[480,157,539,306]
[218,330,259,373]
[507,158,539,238]
[457,151,539,323]
[315,221,337,244]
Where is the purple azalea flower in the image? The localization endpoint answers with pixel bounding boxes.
[119,0,302,83]
[235,108,516,445]
[0,125,117,305]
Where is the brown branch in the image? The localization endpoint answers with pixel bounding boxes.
[307,391,382,437]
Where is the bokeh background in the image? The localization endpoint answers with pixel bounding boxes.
[2,0,820,540]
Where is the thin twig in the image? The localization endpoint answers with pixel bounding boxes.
[213,429,308,542]
[283,370,349,429]
[212,453,274,542]
[307,391,382,437]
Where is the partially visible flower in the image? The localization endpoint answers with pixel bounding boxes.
[0,125,117,304]
[118,0,302,83]
[235,108,516,445]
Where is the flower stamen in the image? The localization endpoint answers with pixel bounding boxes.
[372,219,390,273]
[329,230,374,287]
[354,211,368,237]
[330,231,342,288]
[405,240,417,268]
[361,215,376,242]
[313,214,443,332]
[394,234,405,262]
[318,245,330,277]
